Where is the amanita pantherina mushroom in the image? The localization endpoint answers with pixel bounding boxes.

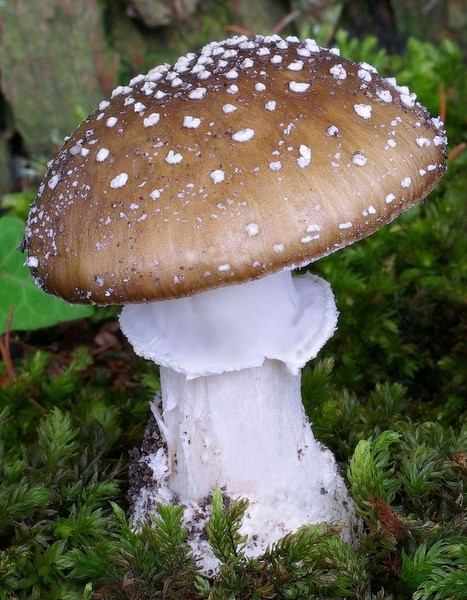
[24,35,446,566]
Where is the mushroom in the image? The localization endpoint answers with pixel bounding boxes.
[24,34,447,568]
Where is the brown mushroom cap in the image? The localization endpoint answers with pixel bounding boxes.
[25,34,447,305]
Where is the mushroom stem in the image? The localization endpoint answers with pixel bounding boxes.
[155,359,355,535]
[159,360,313,499]
[122,271,360,562]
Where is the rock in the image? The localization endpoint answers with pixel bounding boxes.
[231,0,287,34]
[0,0,117,157]
[126,0,199,27]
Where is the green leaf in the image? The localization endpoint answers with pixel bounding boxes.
[1,191,36,221]
[0,216,93,334]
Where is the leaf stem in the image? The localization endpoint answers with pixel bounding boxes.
[0,305,16,382]
[448,142,466,162]
[439,84,447,123]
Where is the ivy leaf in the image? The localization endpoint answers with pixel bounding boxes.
[0,216,93,334]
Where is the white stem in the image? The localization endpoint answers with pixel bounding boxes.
[158,360,350,523]
[160,360,304,499]
[134,358,360,567]
[122,272,360,565]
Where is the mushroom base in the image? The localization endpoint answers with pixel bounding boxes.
[129,360,361,573]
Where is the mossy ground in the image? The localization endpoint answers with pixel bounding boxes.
[0,312,465,598]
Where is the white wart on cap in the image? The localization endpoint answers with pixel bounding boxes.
[25,34,447,304]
